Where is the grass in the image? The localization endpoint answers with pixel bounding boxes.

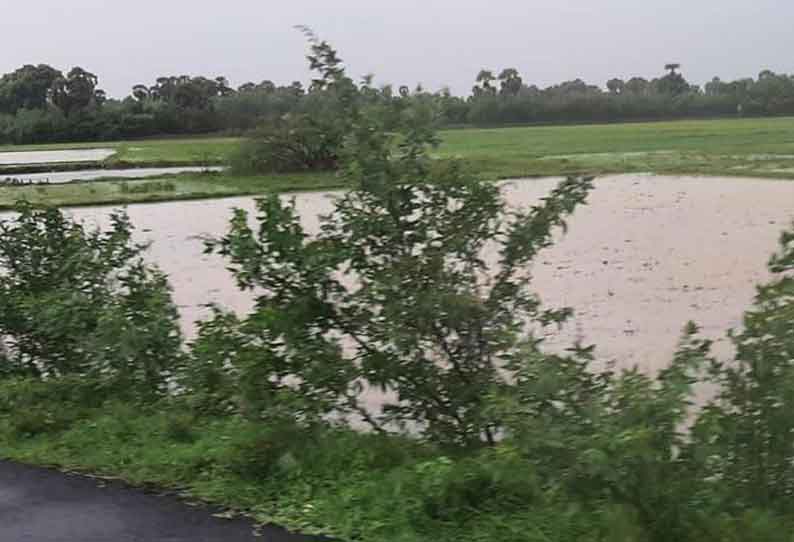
[0,171,338,210]
[0,398,558,542]
[2,116,794,208]
[437,116,794,179]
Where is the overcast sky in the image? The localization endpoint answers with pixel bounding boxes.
[2,0,792,98]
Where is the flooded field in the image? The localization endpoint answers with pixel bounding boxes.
[0,148,116,165]
[6,174,792,376]
[0,166,224,185]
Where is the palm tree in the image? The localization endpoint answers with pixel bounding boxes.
[665,63,681,75]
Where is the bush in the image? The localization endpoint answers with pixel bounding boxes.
[692,227,794,512]
[230,113,344,174]
[0,204,182,397]
[230,33,359,174]
[0,376,106,437]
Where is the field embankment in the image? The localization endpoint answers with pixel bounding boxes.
[2,117,794,208]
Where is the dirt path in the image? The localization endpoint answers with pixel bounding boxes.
[0,461,325,542]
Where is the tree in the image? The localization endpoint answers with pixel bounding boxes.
[209,37,594,447]
[215,76,234,97]
[498,68,523,96]
[230,29,360,173]
[606,78,625,95]
[49,67,102,115]
[625,77,650,96]
[257,80,277,94]
[288,81,305,97]
[0,64,62,114]
[655,67,691,97]
[473,69,497,96]
[132,84,150,101]
[704,77,724,96]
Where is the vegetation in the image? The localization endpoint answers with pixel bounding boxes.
[1,37,794,542]
[4,116,794,209]
[0,204,182,395]
[2,192,793,541]
[229,31,357,174]
[3,48,794,145]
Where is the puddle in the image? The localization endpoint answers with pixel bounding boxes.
[0,148,116,166]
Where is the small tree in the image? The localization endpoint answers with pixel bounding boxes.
[205,41,594,447]
[230,28,360,174]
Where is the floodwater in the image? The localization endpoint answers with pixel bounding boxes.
[3,174,793,381]
[0,166,224,185]
[0,148,116,165]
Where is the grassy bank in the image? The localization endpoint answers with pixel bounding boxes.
[0,171,338,210]
[2,116,794,207]
[2,400,538,541]
[5,394,790,542]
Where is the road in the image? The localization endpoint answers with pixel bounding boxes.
[0,461,326,542]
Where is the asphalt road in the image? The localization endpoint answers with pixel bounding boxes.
[0,461,326,542]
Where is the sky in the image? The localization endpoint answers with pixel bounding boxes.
[1,0,792,99]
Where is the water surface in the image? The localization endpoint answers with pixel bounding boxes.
[0,148,116,166]
[2,174,793,386]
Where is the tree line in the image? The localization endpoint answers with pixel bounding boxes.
[2,60,794,144]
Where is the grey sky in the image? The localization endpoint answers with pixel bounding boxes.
[2,0,792,98]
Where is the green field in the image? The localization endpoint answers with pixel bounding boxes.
[3,116,794,208]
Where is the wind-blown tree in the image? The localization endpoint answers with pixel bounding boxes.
[203,36,594,447]
[230,28,361,173]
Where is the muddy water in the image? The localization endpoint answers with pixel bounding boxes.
[0,148,116,165]
[6,174,794,378]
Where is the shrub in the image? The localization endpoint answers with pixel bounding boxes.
[162,411,197,443]
[692,226,794,512]
[0,376,105,437]
[230,30,360,174]
[230,113,344,174]
[0,203,182,397]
